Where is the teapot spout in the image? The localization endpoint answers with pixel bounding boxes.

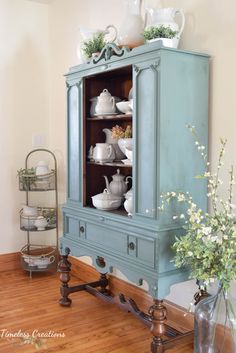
[103,175,111,192]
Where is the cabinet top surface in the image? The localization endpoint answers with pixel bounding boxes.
[66,41,210,77]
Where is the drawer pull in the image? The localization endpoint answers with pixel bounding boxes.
[80,226,85,233]
[128,242,135,250]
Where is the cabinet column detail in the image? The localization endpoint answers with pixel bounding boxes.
[133,59,160,220]
[67,80,83,204]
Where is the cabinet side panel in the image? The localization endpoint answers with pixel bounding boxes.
[133,60,159,220]
[159,51,209,224]
[67,84,81,203]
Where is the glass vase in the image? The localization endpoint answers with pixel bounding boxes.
[194,285,236,353]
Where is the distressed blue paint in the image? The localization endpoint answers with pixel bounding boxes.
[62,42,209,299]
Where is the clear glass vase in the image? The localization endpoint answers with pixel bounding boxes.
[194,285,236,353]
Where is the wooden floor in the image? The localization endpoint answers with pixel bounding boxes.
[0,270,193,353]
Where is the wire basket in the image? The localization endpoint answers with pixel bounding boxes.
[21,244,58,271]
[18,170,55,191]
[20,207,56,231]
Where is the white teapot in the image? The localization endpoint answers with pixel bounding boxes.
[95,89,116,115]
[104,170,132,197]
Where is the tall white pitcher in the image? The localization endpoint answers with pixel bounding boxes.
[145,7,185,38]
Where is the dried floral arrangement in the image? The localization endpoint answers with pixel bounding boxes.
[111,125,132,139]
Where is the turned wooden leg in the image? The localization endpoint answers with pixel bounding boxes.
[149,299,167,353]
[99,273,110,296]
[58,247,72,307]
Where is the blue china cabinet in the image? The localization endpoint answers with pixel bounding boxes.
[58,42,209,352]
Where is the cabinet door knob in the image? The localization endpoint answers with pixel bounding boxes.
[128,242,135,250]
[80,226,85,233]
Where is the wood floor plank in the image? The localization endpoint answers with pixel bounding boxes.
[0,270,193,352]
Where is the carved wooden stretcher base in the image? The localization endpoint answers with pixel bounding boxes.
[58,248,193,353]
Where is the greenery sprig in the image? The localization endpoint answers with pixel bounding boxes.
[142,25,178,41]
[82,32,106,59]
[160,125,236,291]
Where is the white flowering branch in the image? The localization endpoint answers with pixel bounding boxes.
[160,126,236,291]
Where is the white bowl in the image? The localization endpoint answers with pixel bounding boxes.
[116,101,132,115]
[118,138,133,154]
[22,205,38,217]
[92,197,121,211]
[91,189,122,211]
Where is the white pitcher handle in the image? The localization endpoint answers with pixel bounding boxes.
[107,145,113,159]
[104,25,118,42]
[175,9,185,37]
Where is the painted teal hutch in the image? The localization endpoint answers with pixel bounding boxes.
[58,42,209,352]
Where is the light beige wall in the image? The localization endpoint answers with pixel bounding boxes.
[48,0,125,219]
[48,0,236,304]
[0,0,50,253]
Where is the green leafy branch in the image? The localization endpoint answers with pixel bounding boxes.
[142,25,178,41]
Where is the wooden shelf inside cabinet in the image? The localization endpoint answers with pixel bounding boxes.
[87,161,132,168]
[87,206,129,218]
[87,114,132,121]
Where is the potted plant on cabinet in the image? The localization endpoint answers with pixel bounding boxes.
[142,25,179,48]
[81,32,107,60]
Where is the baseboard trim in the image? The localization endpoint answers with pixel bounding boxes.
[69,256,194,331]
[0,252,21,272]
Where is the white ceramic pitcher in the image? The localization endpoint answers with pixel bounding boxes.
[80,25,117,43]
[102,128,125,160]
[93,143,115,163]
[145,7,185,38]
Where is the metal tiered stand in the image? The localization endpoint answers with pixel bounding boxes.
[18,149,58,277]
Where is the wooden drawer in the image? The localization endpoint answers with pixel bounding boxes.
[85,221,156,268]
[64,214,86,239]
[63,213,156,268]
